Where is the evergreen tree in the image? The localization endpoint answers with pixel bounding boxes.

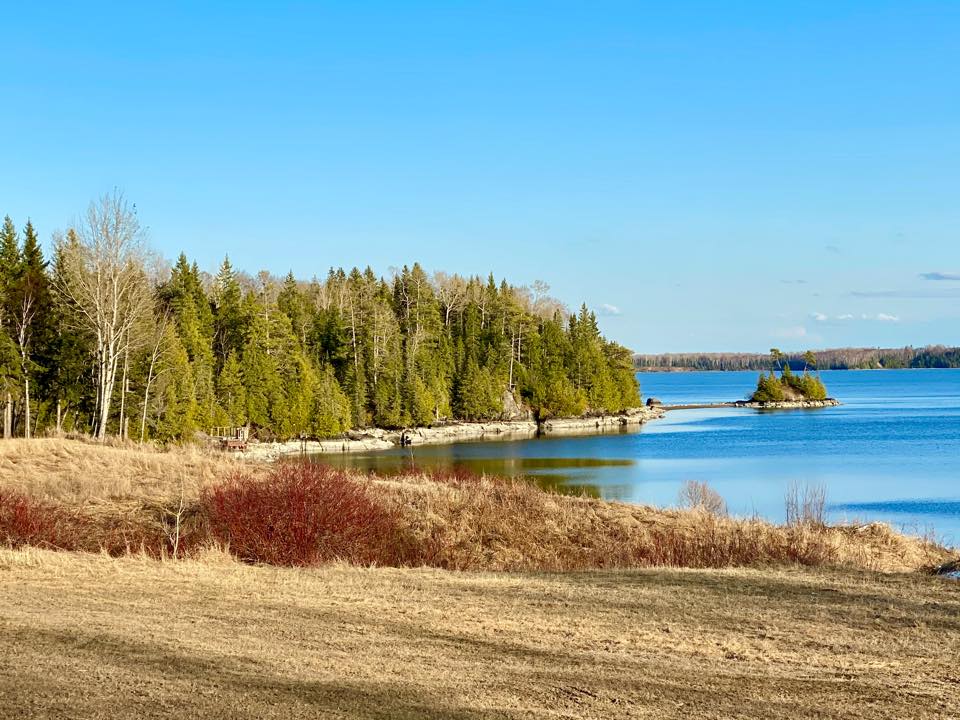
[311,364,352,436]
[153,325,196,441]
[213,256,246,363]
[216,351,247,426]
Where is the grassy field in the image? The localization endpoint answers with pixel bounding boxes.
[2,547,958,719]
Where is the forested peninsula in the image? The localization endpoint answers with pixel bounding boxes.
[0,196,639,443]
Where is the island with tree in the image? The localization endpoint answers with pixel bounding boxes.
[745,349,838,408]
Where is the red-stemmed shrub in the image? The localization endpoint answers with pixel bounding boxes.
[202,463,406,566]
[0,488,203,558]
[0,489,81,550]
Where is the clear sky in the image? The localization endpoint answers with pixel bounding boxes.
[2,2,958,352]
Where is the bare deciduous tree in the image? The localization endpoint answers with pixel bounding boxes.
[432,271,467,327]
[54,192,154,440]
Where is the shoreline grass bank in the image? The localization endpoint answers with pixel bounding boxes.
[0,438,952,573]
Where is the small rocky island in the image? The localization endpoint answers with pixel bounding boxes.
[745,349,839,408]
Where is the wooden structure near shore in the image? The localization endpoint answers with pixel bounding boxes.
[210,426,249,451]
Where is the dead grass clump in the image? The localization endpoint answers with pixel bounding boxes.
[677,480,727,515]
[203,463,407,566]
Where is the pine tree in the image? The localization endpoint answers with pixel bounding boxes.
[312,364,352,436]
[8,221,53,437]
[153,325,196,441]
[213,256,246,364]
[216,351,247,426]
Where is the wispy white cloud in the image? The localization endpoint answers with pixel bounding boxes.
[811,312,899,322]
[920,271,960,281]
[596,303,621,316]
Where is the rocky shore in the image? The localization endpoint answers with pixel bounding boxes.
[240,406,666,460]
[733,398,841,410]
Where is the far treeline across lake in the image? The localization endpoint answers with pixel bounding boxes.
[0,194,638,443]
[635,346,960,372]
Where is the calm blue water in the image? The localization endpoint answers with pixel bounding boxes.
[316,369,960,546]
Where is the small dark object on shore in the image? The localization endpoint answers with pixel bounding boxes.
[646,397,662,407]
[933,559,960,578]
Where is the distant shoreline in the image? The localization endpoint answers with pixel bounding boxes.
[636,366,958,373]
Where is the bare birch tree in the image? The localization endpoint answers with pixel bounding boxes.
[53,192,154,440]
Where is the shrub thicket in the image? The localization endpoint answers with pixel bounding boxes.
[202,463,408,566]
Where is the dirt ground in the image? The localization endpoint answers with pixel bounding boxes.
[2,548,957,719]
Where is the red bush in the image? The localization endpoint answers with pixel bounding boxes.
[0,489,197,558]
[202,463,406,566]
[0,489,79,550]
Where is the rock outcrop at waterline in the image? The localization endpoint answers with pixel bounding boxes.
[734,398,841,410]
[241,406,666,460]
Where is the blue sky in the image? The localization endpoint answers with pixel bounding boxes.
[1,2,958,352]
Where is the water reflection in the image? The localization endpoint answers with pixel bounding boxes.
[309,450,633,499]
[305,369,960,544]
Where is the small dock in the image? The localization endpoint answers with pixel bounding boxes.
[211,426,249,451]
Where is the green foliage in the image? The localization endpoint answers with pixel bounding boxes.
[751,351,829,402]
[216,351,247,426]
[751,372,785,402]
[154,326,196,441]
[311,365,352,436]
[0,208,647,441]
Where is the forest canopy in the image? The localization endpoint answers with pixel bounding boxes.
[0,195,639,442]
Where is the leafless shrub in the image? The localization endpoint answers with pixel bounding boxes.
[678,480,727,516]
[785,481,827,527]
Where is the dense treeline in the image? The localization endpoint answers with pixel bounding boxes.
[636,346,960,371]
[0,195,638,442]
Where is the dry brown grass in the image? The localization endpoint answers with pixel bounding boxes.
[0,438,953,573]
[0,436,242,505]
[382,473,951,573]
[1,547,958,719]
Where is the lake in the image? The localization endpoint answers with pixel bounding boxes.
[313,369,960,546]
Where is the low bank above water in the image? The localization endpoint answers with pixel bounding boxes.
[242,406,666,461]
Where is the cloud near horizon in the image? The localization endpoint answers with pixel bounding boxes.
[811,312,899,322]
[919,271,960,281]
[596,303,621,316]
